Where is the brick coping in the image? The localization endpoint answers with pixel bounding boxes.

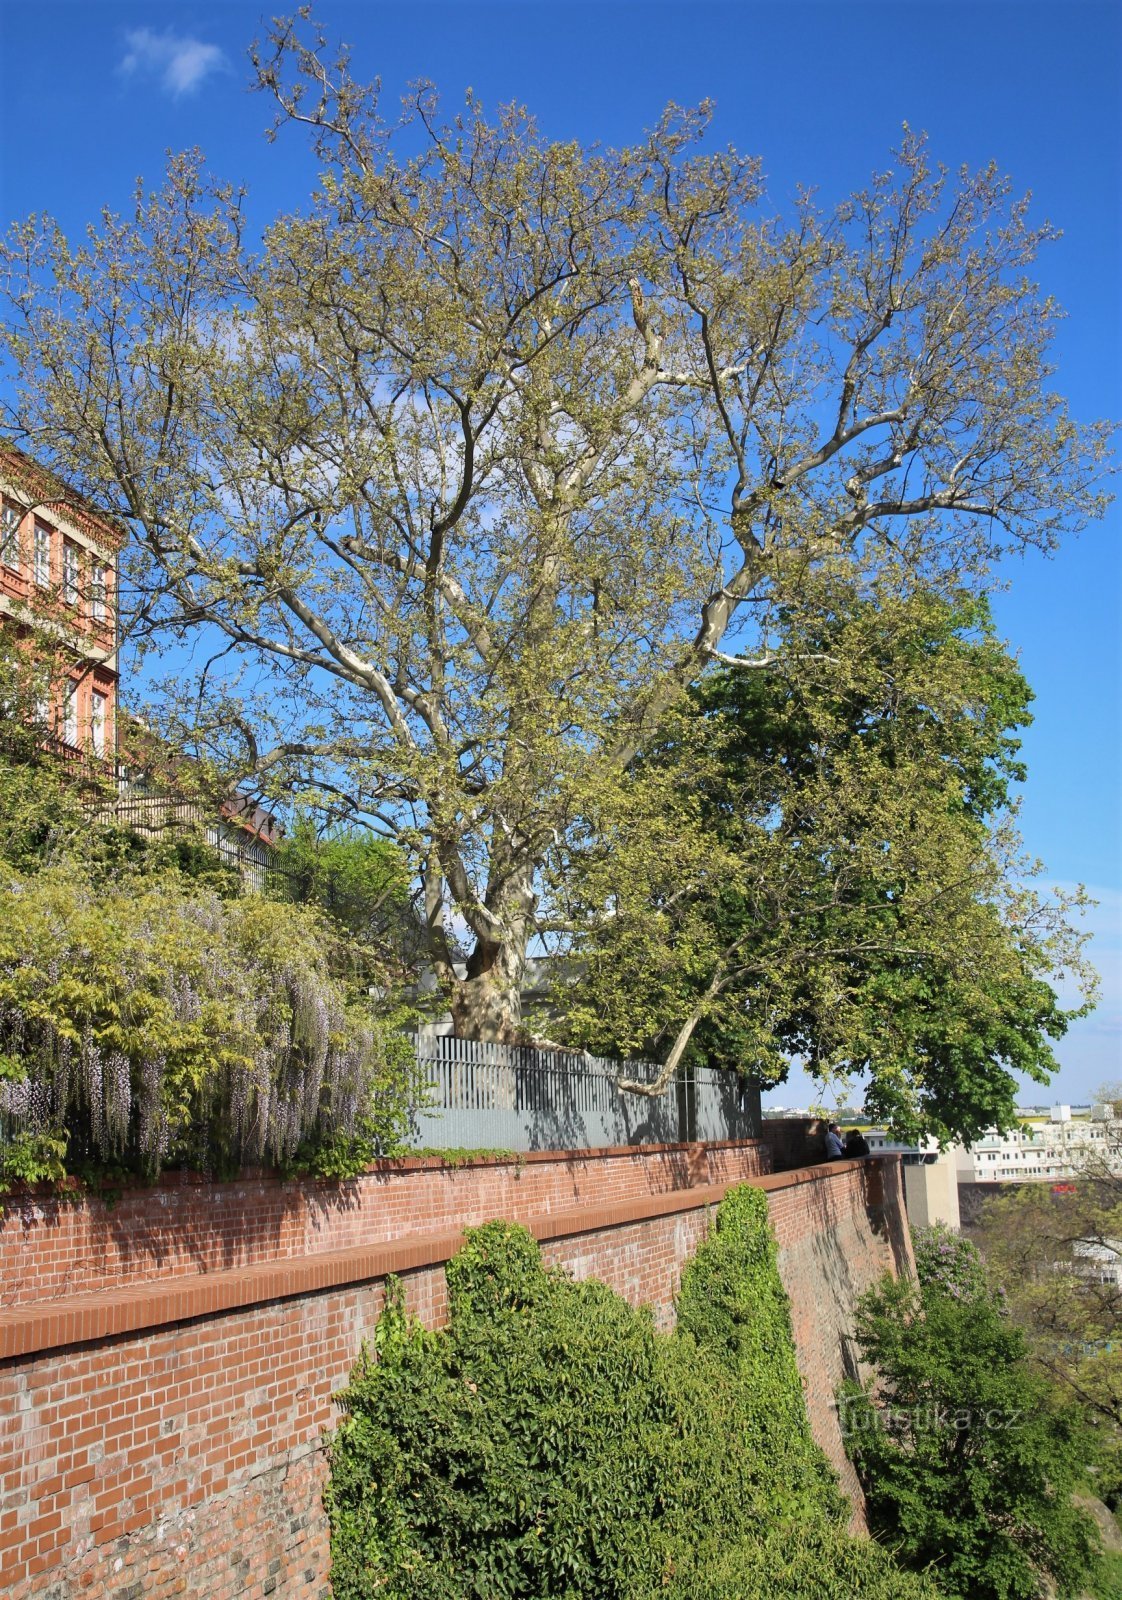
[0,1158,890,1362]
[4,1136,769,1203]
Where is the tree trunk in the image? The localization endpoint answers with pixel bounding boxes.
[445,861,536,1043]
[448,955,526,1043]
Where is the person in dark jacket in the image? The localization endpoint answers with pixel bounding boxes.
[844,1128,871,1158]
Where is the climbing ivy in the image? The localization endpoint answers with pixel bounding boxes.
[326,1184,941,1599]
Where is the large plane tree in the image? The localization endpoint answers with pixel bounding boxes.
[1,16,1111,1041]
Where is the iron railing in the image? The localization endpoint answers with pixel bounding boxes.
[409,1028,760,1152]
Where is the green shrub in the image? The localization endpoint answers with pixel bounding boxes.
[843,1264,1102,1599]
[666,1524,942,1599]
[326,1186,941,1600]
[0,862,423,1185]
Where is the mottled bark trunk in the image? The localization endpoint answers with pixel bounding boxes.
[445,861,536,1042]
[447,945,527,1042]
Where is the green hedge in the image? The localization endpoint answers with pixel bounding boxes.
[326,1185,941,1600]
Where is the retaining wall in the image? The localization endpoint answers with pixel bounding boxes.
[0,1143,908,1599]
[0,1140,769,1308]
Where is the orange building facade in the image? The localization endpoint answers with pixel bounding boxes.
[0,445,123,760]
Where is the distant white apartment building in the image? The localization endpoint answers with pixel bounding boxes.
[1073,1239,1122,1288]
[955,1104,1119,1185]
[865,1104,1119,1189]
[858,1103,1120,1224]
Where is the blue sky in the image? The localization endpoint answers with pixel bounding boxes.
[1,0,1118,1109]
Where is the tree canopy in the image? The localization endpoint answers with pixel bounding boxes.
[1,13,1111,1041]
[971,1097,1122,1498]
[553,581,1094,1141]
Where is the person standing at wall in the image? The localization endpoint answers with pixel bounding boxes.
[824,1123,846,1160]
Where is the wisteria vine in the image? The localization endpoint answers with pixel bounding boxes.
[0,869,416,1180]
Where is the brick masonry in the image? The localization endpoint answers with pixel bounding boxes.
[768,1157,913,1515]
[0,1141,769,1308]
[0,1142,910,1598]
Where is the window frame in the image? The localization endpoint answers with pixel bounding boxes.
[62,681,79,747]
[34,521,51,588]
[1,501,22,571]
[90,562,107,622]
[90,691,107,756]
[62,540,81,606]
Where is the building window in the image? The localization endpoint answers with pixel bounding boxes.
[62,682,79,747]
[1,502,21,570]
[62,541,80,605]
[91,564,107,623]
[34,523,51,588]
[90,692,107,756]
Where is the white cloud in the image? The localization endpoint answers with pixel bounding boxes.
[120,28,228,98]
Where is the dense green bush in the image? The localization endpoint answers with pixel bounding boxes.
[326,1185,941,1600]
[664,1523,942,1600]
[672,1184,846,1535]
[843,1231,1102,1600]
[1092,1550,1122,1600]
[0,861,423,1186]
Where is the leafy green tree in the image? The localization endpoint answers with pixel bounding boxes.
[1,12,1111,1041]
[555,583,1092,1142]
[274,817,420,958]
[843,1231,1102,1599]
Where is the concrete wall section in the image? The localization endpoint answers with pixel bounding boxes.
[903,1153,961,1230]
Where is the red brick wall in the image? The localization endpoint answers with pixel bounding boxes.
[0,459,120,762]
[0,1148,907,1598]
[0,1140,768,1307]
[758,1116,823,1171]
[769,1158,914,1520]
[2,1268,447,1600]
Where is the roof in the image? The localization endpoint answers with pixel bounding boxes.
[0,442,128,552]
